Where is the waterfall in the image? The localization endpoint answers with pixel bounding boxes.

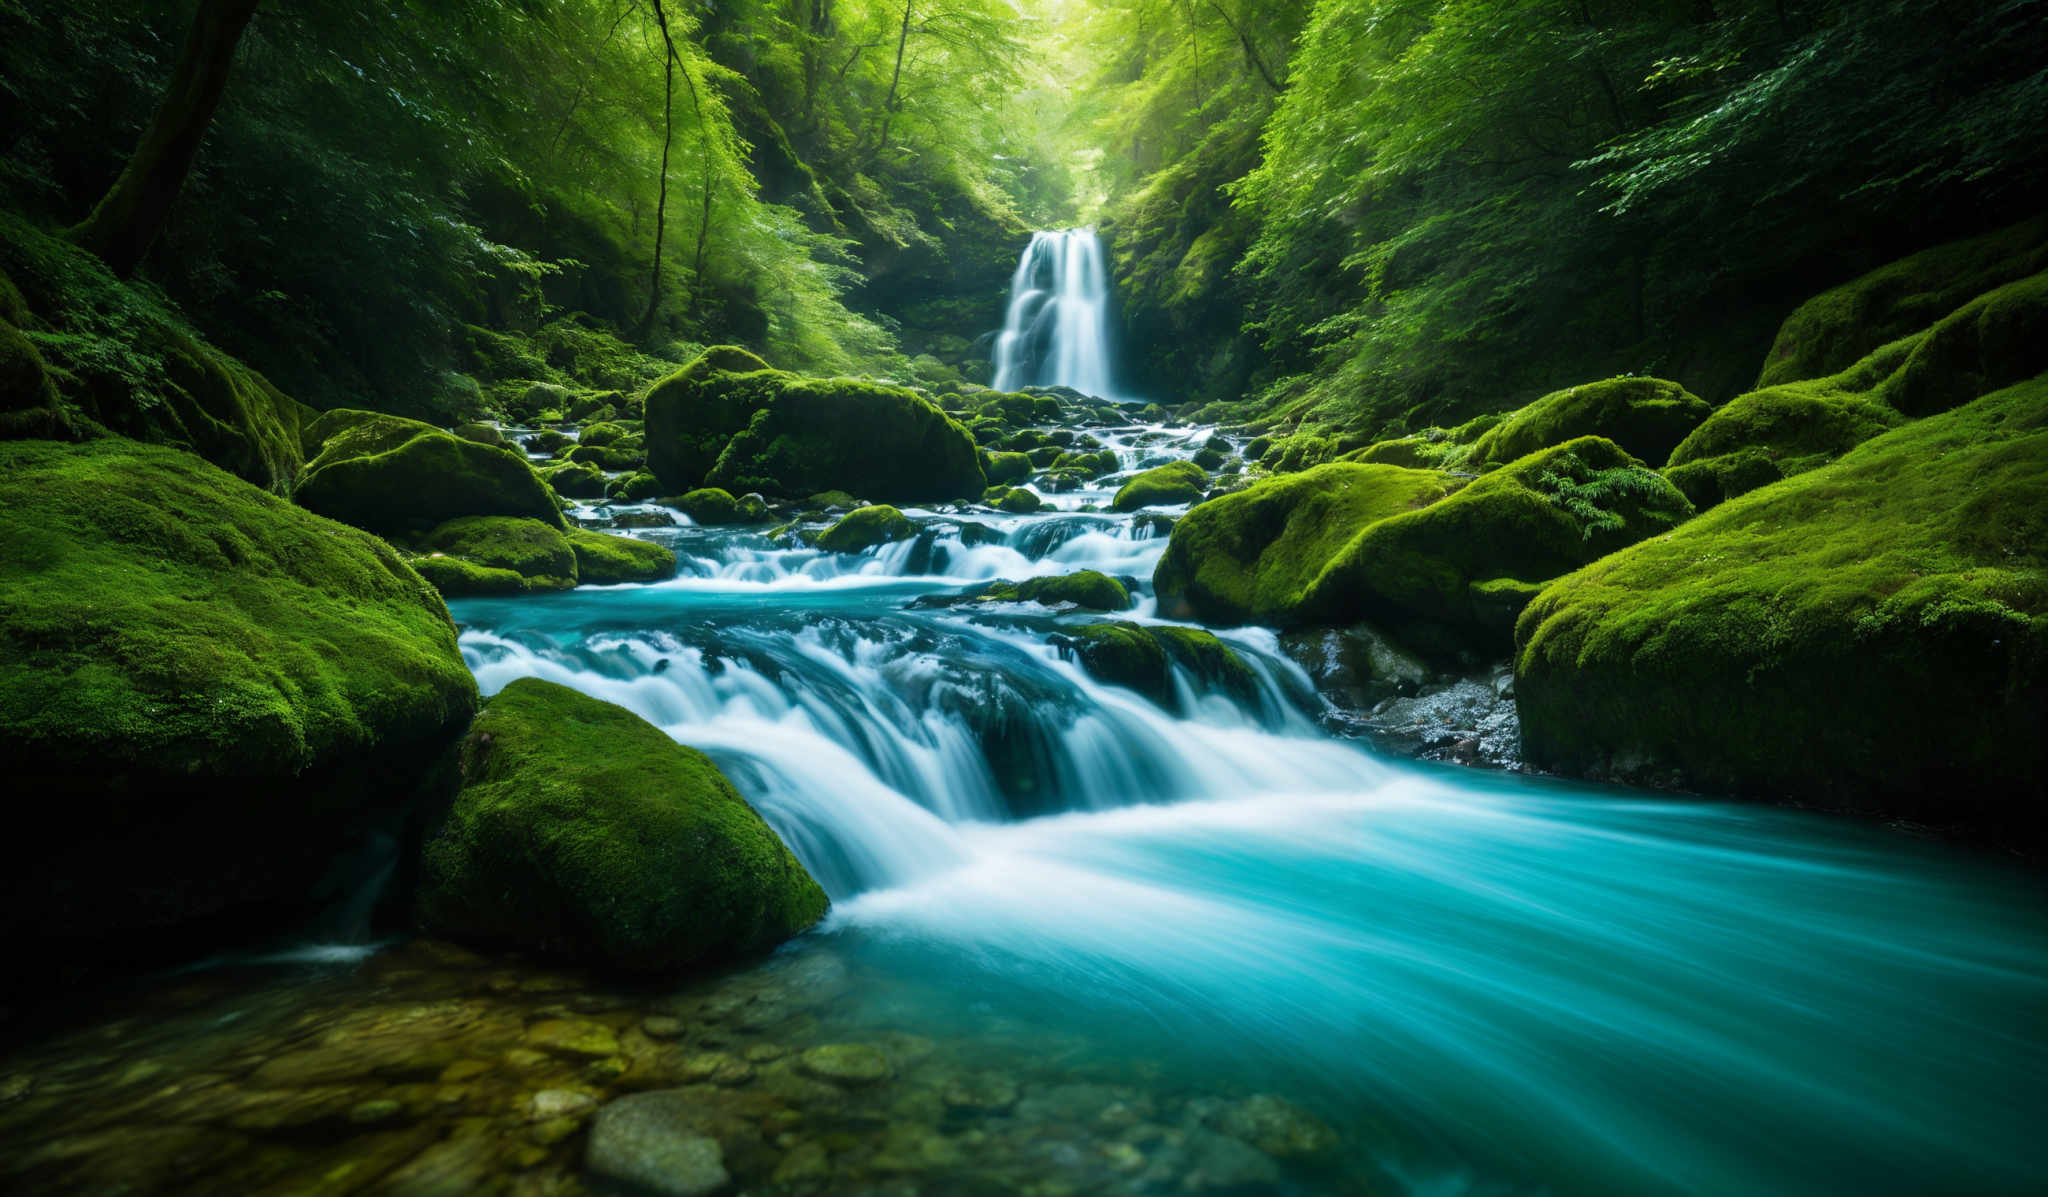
[992,228,1118,398]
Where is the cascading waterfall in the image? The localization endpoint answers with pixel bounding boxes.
[992,228,1119,398]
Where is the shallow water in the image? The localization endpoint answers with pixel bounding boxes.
[3,426,2044,1195]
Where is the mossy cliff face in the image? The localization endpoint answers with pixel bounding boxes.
[1154,462,1453,625]
[294,410,565,535]
[1516,376,2048,842]
[0,213,308,491]
[644,347,984,502]
[418,678,828,974]
[0,438,477,958]
[1466,377,1711,469]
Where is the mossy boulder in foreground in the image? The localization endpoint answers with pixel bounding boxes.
[295,410,564,535]
[1466,377,1711,469]
[418,678,828,973]
[981,571,1132,611]
[1515,376,2048,842]
[1154,462,1454,626]
[568,528,677,585]
[0,439,478,958]
[644,346,984,502]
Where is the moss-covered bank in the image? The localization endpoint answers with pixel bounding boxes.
[1516,376,2048,842]
[418,678,828,973]
[0,437,477,959]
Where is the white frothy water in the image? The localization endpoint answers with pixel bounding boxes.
[992,229,1118,398]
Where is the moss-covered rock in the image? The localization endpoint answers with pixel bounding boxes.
[1759,217,2048,387]
[607,470,662,503]
[0,316,71,440]
[1515,376,2048,841]
[676,487,739,524]
[579,421,629,447]
[0,438,477,957]
[983,450,1033,486]
[418,678,828,973]
[453,422,511,449]
[539,458,609,500]
[644,346,984,502]
[295,411,564,535]
[415,516,578,594]
[410,554,529,598]
[0,214,309,491]
[1154,462,1454,626]
[1468,377,1712,469]
[1112,461,1209,511]
[1054,622,1258,712]
[817,504,919,553]
[569,529,676,585]
[988,486,1043,513]
[566,441,644,471]
[1315,438,1692,652]
[981,571,1132,611]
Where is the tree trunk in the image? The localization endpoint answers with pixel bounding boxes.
[644,0,679,330]
[873,0,913,161]
[69,0,263,277]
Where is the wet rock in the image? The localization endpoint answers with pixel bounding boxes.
[1209,1093,1339,1158]
[680,1052,754,1086]
[772,1139,831,1183]
[941,1071,1020,1113]
[640,1016,685,1040]
[799,1044,892,1086]
[524,1019,621,1060]
[349,1098,406,1125]
[382,1130,502,1197]
[527,1089,597,1122]
[248,1004,480,1087]
[585,1091,731,1196]
[870,1122,965,1172]
[1179,1127,1283,1191]
[1355,665,1522,769]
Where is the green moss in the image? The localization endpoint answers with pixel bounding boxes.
[418,678,828,973]
[294,411,564,535]
[982,571,1131,611]
[1467,377,1712,470]
[1112,461,1209,511]
[995,487,1043,513]
[415,516,578,593]
[644,347,984,501]
[818,505,919,553]
[1153,462,1454,625]
[1056,622,1256,712]
[1515,376,2048,837]
[410,553,529,598]
[538,458,608,500]
[453,421,511,449]
[0,316,72,440]
[676,487,739,524]
[607,470,663,503]
[1311,438,1690,651]
[0,438,477,944]
[1347,435,1469,471]
[0,214,309,491]
[578,421,629,447]
[566,441,644,471]
[1759,217,2048,387]
[568,529,676,585]
[983,451,1032,486]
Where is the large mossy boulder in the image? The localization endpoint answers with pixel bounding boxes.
[817,504,918,553]
[0,214,309,491]
[644,346,984,502]
[1467,377,1712,469]
[295,410,564,535]
[410,516,579,597]
[1313,438,1692,652]
[417,678,828,973]
[569,529,677,585]
[1667,268,2048,508]
[1154,462,1454,626]
[1054,622,1259,713]
[1758,217,2048,387]
[1112,461,1209,511]
[0,439,478,961]
[1515,376,2048,843]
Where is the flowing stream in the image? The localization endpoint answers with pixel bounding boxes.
[991,228,1119,398]
[437,415,2048,1195]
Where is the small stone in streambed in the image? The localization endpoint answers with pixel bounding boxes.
[348,1098,404,1125]
[585,1091,731,1197]
[1208,1093,1340,1158]
[772,1139,831,1183]
[680,1052,754,1086]
[1178,1127,1283,1191]
[641,1015,685,1040]
[798,1043,892,1085]
[524,1019,620,1060]
[527,1089,597,1122]
[941,1071,1019,1113]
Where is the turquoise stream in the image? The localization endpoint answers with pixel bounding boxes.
[448,485,2048,1197]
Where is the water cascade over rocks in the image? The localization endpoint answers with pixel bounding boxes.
[992,228,1120,398]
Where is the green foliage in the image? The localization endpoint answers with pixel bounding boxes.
[1515,375,2048,837]
[418,677,828,973]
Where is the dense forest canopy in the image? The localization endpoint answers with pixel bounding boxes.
[1,0,2041,431]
